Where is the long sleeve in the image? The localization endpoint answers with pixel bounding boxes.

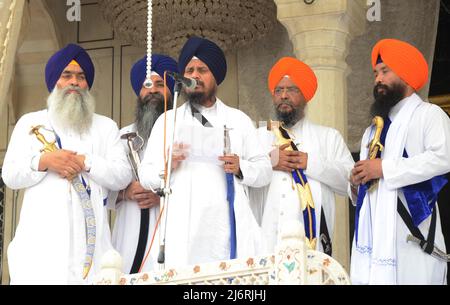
[305,128,355,196]
[139,114,166,191]
[86,120,132,191]
[238,115,272,188]
[2,113,48,190]
[382,105,450,189]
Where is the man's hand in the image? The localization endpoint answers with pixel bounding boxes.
[271,143,308,172]
[219,154,241,175]
[124,181,160,209]
[351,159,383,185]
[39,149,85,179]
[171,142,189,170]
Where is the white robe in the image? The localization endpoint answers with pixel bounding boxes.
[2,110,132,284]
[138,99,272,268]
[251,118,354,254]
[350,94,450,285]
[110,123,160,274]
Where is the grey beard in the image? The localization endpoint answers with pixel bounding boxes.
[47,86,95,135]
[135,94,166,143]
[275,100,305,128]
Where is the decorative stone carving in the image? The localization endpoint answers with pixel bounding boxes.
[98,0,277,57]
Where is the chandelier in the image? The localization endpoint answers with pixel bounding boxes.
[98,0,278,57]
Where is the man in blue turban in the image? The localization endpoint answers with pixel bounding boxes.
[110,54,179,274]
[139,37,272,268]
[2,44,132,284]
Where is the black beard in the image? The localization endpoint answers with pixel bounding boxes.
[370,83,406,118]
[135,93,171,142]
[183,82,217,107]
[275,99,305,128]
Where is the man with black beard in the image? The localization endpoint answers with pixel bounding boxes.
[350,39,450,285]
[250,57,353,257]
[139,37,272,267]
[2,44,131,284]
[110,54,178,273]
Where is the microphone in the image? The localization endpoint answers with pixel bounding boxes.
[165,71,197,90]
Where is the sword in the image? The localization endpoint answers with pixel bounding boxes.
[120,132,144,181]
[224,125,237,259]
[120,132,151,273]
[30,125,96,279]
[406,234,450,262]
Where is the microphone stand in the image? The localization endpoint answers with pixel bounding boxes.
[157,80,183,270]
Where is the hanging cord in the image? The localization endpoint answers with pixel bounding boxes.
[138,73,170,272]
[143,0,153,89]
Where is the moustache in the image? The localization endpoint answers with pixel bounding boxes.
[374,83,390,95]
[142,93,164,103]
[277,100,294,110]
[62,86,84,96]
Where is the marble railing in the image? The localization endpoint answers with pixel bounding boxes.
[94,221,350,285]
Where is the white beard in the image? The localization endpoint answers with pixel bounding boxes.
[47,86,95,135]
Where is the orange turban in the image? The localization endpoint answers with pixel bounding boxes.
[268,57,318,102]
[371,39,429,91]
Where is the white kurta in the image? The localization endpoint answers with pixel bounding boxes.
[252,118,354,254]
[2,110,132,284]
[110,123,160,274]
[139,99,272,268]
[350,94,450,285]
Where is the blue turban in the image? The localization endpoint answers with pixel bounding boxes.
[45,44,95,92]
[178,36,227,85]
[130,54,179,96]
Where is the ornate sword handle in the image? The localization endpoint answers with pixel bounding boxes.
[29,125,58,153]
[367,116,384,160]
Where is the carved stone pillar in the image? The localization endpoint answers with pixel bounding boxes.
[0,0,26,115]
[273,0,367,272]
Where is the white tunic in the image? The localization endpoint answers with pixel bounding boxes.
[110,123,160,274]
[2,110,132,284]
[139,99,272,268]
[350,94,450,285]
[252,118,354,254]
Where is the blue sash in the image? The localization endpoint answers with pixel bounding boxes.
[355,117,447,243]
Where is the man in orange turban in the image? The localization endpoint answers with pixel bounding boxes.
[252,57,354,258]
[350,39,450,285]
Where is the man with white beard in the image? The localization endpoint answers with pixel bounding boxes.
[110,54,178,273]
[2,44,132,284]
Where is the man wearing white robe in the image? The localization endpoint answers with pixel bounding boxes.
[110,54,178,274]
[2,44,131,284]
[251,57,354,255]
[139,37,272,268]
[350,39,450,284]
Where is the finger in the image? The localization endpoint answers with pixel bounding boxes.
[284,150,302,156]
[219,156,237,161]
[286,155,302,163]
[61,149,77,155]
[353,166,364,174]
[67,161,82,173]
[279,143,290,150]
[134,193,149,200]
[355,160,368,168]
